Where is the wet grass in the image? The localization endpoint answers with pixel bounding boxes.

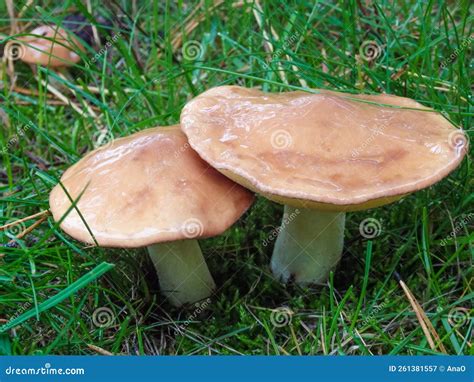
[0,0,472,355]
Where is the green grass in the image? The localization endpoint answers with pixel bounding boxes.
[0,0,472,355]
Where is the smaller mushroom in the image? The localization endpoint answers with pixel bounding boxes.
[6,25,85,67]
[49,126,254,306]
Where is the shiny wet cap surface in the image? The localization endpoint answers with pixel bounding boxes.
[49,126,254,247]
[180,86,467,211]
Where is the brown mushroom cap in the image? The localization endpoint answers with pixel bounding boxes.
[181,86,468,212]
[13,25,84,67]
[49,126,254,247]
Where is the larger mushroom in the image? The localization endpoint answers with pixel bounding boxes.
[180,86,468,285]
[49,126,254,306]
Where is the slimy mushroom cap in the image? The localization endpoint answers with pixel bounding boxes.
[180,86,467,212]
[49,126,254,247]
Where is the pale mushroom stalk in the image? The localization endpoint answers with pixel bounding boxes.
[147,240,216,306]
[270,206,345,284]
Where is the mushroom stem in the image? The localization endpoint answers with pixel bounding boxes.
[147,240,216,306]
[270,206,346,285]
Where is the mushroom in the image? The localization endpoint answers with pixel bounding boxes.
[49,126,254,306]
[6,25,84,67]
[180,86,468,285]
